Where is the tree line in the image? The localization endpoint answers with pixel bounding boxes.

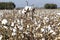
[44,3,57,9]
[0,2,15,9]
[0,2,58,9]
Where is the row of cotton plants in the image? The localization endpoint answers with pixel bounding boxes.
[0,9,60,40]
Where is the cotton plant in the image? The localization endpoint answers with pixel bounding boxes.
[0,10,60,40]
[1,19,8,25]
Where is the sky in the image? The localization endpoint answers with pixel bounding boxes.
[0,0,60,8]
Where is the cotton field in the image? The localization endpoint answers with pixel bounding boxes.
[0,9,60,40]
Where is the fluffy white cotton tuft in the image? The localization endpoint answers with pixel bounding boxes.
[12,32,16,36]
[2,19,8,25]
[57,13,60,15]
[0,35,3,40]
[41,28,45,32]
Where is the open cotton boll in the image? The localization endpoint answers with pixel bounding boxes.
[24,6,34,11]
[13,28,16,32]
[23,32,29,35]
[10,27,13,30]
[16,19,20,23]
[47,25,51,31]
[18,10,21,14]
[27,25,29,28]
[49,30,54,33]
[12,32,16,36]
[0,35,3,40]
[36,24,41,30]
[2,19,8,25]
[57,13,60,15]
[14,26,17,29]
[44,17,49,22]
[19,27,23,31]
[42,38,45,40]
[35,21,37,25]
[3,26,8,29]
[24,6,29,11]
[41,28,45,32]
[22,9,26,14]
[58,22,60,25]
[52,32,56,35]
[21,19,23,25]
[11,22,14,26]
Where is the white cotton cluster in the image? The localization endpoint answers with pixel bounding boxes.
[22,6,34,14]
[2,19,8,25]
[35,21,37,25]
[12,32,16,36]
[44,17,49,22]
[10,27,13,30]
[21,19,23,25]
[21,34,24,38]
[49,30,54,33]
[18,10,21,14]
[22,9,26,14]
[13,28,16,32]
[19,26,23,31]
[24,6,33,11]
[18,25,23,31]
[0,35,3,40]
[36,24,41,30]
[27,25,29,28]
[49,29,56,35]
[57,13,60,15]
[3,26,8,29]
[58,22,60,25]
[41,28,45,32]
[52,32,56,35]
[16,19,20,23]
[47,25,51,31]
[23,32,29,35]
[11,22,14,26]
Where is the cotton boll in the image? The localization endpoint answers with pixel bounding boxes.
[35,21,37,25]
[11,22,14,26]
[19,27,23,31]
[12,32,16,36]
[13,28,16,32]
[42,38,45,40]
[23,32,29,35]
[18,26,21,29]
[41,28,45,32]
[52,32,56,35]
[44,17,47,20]
[18,10,21,14]
[57,13,60,15]
[3,26,8,29]
[27,25,29,28]
[58,22,60,25]
[14,26,17,29]
[17,19,20,23]
[22,9,26,14]
[47,25,51,31]
[21,34,24,38]
[44,17,49,22]
[49,30,54,33]
[21,19,23,25]
[0,35,3,40]
[24,6,29,11]
[36,24,40,30]
[2,19,8,25]
[24,6,34,11]
[10,27,13,30]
